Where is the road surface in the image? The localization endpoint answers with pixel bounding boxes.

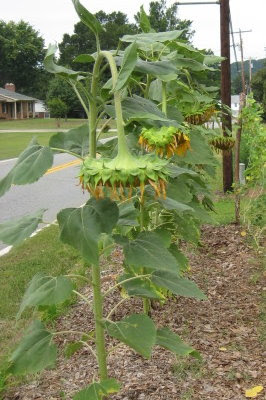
[0,153,89,252]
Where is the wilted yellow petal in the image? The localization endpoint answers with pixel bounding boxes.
[241,231,247,237]
[219,347,227,351]
[245,386,264,398]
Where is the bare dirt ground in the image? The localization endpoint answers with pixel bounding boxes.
[5,225,266,400]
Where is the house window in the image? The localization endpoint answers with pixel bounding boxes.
[17,103,21,113]
[235,103,238,107]
[28,102,33,112]
[2,103,7,113]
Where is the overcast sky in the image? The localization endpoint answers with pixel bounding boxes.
[1,0,265,62]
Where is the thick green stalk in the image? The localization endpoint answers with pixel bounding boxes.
[162,81,167,116]
[91,262,108,380]
[139,200,151,315]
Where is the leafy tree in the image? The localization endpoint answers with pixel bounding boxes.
[47,98,69,127]
[0,20,48,98]
[252,67,266,119]
[59,11,138,68]
[135,0,194,40]
[46,76,85,118]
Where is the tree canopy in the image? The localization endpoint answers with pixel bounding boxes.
[0,20,48,98]
[252,66,266,119]
[59,11,138,68]
[135,0,194,40]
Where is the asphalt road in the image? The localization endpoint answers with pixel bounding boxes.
[0,153,88,252]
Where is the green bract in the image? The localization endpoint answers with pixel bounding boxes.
[79,153,169,200]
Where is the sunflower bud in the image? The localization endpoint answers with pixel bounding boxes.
[185,105,216,125]
[139,126,191,158]
[209,136,235,153]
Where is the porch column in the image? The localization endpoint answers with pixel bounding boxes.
[20,101,23,119]
[27,101,29,118]
[14,101,17,119]
[33,102,35,118]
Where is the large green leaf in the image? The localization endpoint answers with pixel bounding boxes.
[138,5,152,33]
[167,164,198,178]
[44,44,84,79]
[152,271,207,300]
[0,209,45,246]
[134,60,177,76]
[49,123,89,157]
[57,198,119,264]
[118,273,164,299]
[74,54,96,63]
[9,320,57,375]
[179,129,216,166]
[114,42,138,91]
[17,273,73,318]
[174,214,200,243]
[106,95,178,126]
[12,140,53,185]
[168,244,189,273]
[73,379,120,400]
[121,231,179,273]
[156,327,200,358]
[118,201,139,226]
[0,138,54,197]
[149,79,162,102]
[159,197,194,213]
[72,0,103,36]
[166,178,193,204]
[105,314,156,358]
[122,30,183,45]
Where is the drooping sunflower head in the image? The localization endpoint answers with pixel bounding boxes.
[185,105,216,125]
[79,153,169,201]
[139,126,191,158]
[209,136,235,153]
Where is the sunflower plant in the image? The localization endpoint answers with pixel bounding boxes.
[0,2,221,398]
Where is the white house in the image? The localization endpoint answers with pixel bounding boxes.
[231,95,240,117]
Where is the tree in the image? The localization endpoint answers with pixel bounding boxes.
[252,67,266,119]
[59,11,138,68]
[0,20,48,98]
[46,76,85,118]
[47,98,69,127]
[135,0,194,40]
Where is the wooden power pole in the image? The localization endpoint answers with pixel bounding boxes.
[220,0,233,192]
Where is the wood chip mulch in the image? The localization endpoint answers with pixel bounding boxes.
[5,224,266,400]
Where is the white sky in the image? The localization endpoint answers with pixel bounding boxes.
[1,0,266,61]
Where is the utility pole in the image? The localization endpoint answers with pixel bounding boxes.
[220,0,233,192]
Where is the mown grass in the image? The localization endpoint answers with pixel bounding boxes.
[0,131,55,159]
[0,225,83,372]
[0,118,87,130]
[0,129,117,160]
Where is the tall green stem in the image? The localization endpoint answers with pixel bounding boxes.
[139,200,151,315]
[91,262,108,380]
[89,51,131,159]
[162,81,167,116]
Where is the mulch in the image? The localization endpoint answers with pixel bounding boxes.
[5,225,266,400]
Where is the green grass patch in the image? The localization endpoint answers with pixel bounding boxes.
[212,197,235,225]
[0,118,87,130]
[0,131,56,159]
[0,129,117,160]
[0,225,83,373]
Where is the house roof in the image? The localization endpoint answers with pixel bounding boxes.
[0,87,37,101]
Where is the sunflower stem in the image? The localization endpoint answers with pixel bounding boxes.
[162,81,167,116]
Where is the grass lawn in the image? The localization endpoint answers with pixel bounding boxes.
[0,225,84,373]
[0,131,56,160]
[0,118,87,130]
[0,129,117,160]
